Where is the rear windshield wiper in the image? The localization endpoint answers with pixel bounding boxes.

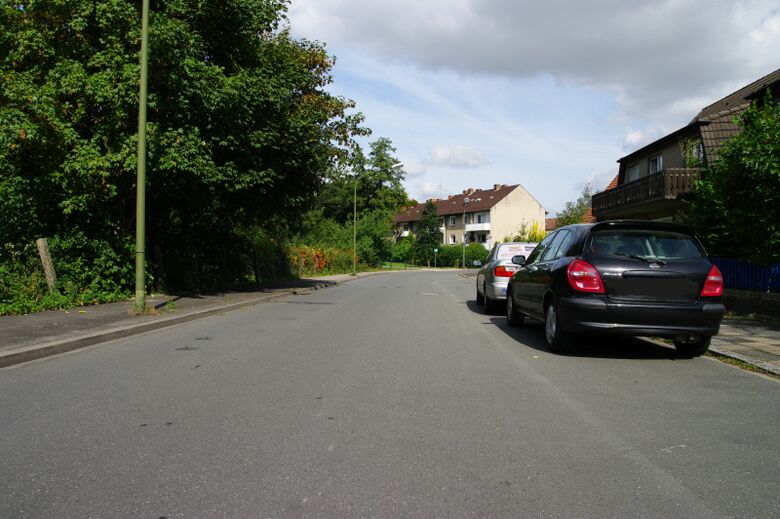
[614,253,666,265]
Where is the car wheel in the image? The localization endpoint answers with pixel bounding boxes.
[476,282,484,305]
[483,284,498,314]
[506,288,524,327]
[544,299,572,353]
[673,336,711,357]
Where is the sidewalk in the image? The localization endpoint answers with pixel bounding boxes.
[2,270,779,376]
[0,272,378,368]
[710,318,780,376]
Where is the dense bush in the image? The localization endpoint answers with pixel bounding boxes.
[0,1,364,311]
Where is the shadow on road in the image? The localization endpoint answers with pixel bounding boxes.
[465,298,683,360]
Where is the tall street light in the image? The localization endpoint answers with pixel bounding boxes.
[353,162,403,275]
[134,0,150,312]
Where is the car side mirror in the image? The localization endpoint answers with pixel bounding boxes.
[511,255,526,265]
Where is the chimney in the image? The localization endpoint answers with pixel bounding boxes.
[463,188,475,195]
[493,184,504,190]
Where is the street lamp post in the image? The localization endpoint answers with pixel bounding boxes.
[353,162,403,275]
[462,197,470,269]
[134,0,150,312]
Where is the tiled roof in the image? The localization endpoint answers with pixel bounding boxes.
[582,207,596,223]
[394,184,519,223]
[604,174,619,191]
[693,67,780,121]
[699,101,750,163]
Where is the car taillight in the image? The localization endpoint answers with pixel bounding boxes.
[494,266,514,277]
[700,265,723,297]
[566,259,605,293]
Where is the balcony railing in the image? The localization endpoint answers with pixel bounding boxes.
[465,222,490,232]
[592,168,699,216]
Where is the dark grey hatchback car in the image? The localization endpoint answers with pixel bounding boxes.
[505,220,726,356]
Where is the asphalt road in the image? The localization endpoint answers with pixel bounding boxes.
[1,271,778,518]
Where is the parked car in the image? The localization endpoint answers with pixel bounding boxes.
[476,241,538,313]
[505,220,725,356]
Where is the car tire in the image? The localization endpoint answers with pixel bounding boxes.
[544,299,572,353]
[506,288,524,327]
[476,283,484,305]
[674,336,711,357]
[483,284,498,314]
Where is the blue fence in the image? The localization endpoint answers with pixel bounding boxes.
[711,258,780,293]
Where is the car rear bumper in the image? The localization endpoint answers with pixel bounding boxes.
[557,296,725,338]
[486,280,510,300]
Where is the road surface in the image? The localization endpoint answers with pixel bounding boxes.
[1,271,778,517]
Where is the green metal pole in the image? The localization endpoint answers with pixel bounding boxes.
[352,175,357,276]
[134,0,150,312]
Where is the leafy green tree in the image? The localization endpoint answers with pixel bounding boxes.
[556,185,593,226]
[414,201,442,266]
[316,138,408,224]
[687,94,780,263]
[0,0,367,293]
[392,234,416,263]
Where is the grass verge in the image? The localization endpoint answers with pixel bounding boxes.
[704,351,780,380]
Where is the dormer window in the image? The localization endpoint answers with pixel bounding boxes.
[626,163,640,182]
[649,155,663,174]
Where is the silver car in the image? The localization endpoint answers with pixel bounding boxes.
[476,242,538,313]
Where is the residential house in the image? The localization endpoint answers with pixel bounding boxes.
[393,184,545,250]
[592,67,780,221]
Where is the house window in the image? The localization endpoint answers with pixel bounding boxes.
[477,214,483,223]
[626,163,640,182]
[464,214,471,225]
[694,143,704,164]
[449,216,456,226]
[449,234,456,244]
[648,155,663,174]
[478,234,487,243]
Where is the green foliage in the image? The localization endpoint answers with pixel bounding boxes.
[687,93,780,263]
[0,235,132,315]
[431,243,489,268]
[504,221,546,243]
[0,0,367,307]
[292,136,409,273]
[556,185,593,226]
[392,234,416,263]
[414,201,442,266]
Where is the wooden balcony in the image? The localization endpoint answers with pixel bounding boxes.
[592,168,700,219]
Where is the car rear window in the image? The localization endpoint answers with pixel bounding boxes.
[496,243,537,260]
[586,230,703,260]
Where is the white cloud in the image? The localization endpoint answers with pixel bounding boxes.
[622,128,667,152]
[414,181,448,202]
[428,145,488,169]
[289,0,780,125]
[402,159,427,178]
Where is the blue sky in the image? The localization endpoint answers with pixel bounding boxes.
[287,0,779,214]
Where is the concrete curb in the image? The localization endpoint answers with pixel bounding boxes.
[708,344,780,376]
[0,281,338,369]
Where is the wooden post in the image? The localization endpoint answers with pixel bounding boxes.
[35,238,57,292]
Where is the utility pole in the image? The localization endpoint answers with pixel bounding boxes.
[134,0,150,312]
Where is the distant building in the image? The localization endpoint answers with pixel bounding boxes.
[393,184,545,250]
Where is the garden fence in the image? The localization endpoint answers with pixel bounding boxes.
[711,258,780,293]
